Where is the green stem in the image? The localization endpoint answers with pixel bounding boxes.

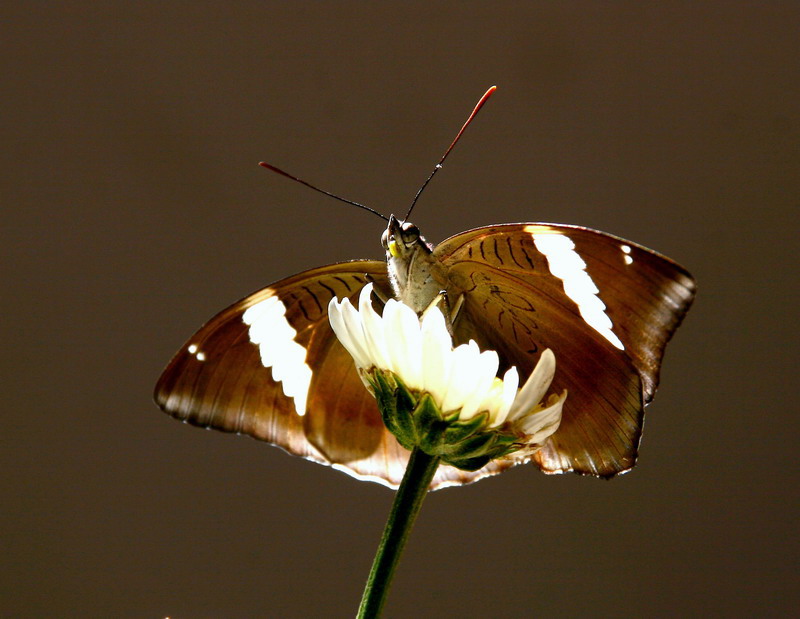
[357,447,440,618]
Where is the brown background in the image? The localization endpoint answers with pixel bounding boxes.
[2,3,797,617]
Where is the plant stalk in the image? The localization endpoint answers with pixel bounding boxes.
[357,447,440,618]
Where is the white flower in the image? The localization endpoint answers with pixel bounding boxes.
[328,284,566,452]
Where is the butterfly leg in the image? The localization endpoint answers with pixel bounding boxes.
[421,290,464,336]
[364,273,392,306]
[450,293,465,324]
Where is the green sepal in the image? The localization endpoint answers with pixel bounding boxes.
[443,410,461,423]
[373,371,398,433]
[393,374,417,412]
[391,374,418,449]
[369,369,527,469]
[453,431,497,459]
[490,433,519,454]
[439,431,520,470]
[373,371,415,450]
[412,394,448,453]
[442,413,488,449]
[444,454,493,471]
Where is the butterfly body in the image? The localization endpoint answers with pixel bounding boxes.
[382,214,446,314]
[155,216,695,489]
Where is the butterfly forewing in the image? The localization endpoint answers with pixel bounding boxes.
[433,223,696,477]
[155,262,382,468]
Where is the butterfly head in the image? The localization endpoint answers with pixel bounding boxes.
[381,214,432,261]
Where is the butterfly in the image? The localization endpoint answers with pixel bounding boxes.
[154,88,696,490]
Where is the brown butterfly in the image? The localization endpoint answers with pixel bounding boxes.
[154,88,695,490]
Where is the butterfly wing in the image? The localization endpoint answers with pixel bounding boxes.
[433,223,696,477]
[155,260,509,490]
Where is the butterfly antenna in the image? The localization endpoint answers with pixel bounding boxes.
[404,85,497,221]
[259,161,390,222]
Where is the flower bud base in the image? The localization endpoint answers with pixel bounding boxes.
[368,369,521,471]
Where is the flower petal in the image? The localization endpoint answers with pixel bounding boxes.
[478,378,503,419]
[420,307,453,406]
[378,300,400,375]
[489,366,519,427]
[358,284,391,370]
[507,348,556,421]
[459,349,499,421]
[397,304,424,389]
[328,297,360,366]
[440,341,480,413]
[382,299,423,389]
[519,389,567,444]
[339,296,372,368]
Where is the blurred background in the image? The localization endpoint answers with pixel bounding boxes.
[2,3,797,617]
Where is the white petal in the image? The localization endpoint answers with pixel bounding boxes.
[439,343,468,412]
[420,308,453,406]
[380,300,402,374]
[459,349,499,421]
[507,349,556,421]
[340,297,372,368]
[359,284,390,370]
[441,341,481,413]
[477,377,505,426]
[520,390,566,444]
[382,300,423,389]
[396,303,424,389]
[328,298,359,365]
[489,366,519,427]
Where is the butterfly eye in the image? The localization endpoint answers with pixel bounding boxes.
[380,229,390,249]
[400,223,419,245]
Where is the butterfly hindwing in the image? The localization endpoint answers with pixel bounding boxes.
[433,223,696,477]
